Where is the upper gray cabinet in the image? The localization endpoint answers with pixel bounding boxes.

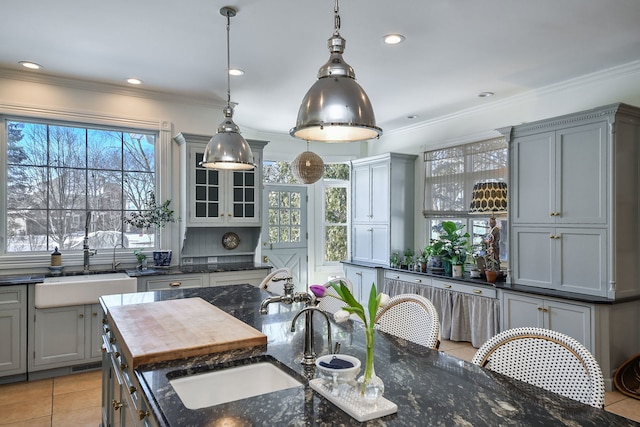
[501,103,640,299]
[350,153,417,266]
[174,133,268,227]
[510,122,607,225]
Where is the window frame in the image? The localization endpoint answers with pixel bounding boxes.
[0,109,172,271]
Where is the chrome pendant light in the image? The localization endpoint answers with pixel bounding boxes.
[200,6,255,171]
[290,0,382,143]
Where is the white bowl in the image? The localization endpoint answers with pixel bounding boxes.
[315,354,361,383]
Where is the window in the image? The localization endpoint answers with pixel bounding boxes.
[5,118,156,253]
[424,138,508,264]
[322,164,349,263]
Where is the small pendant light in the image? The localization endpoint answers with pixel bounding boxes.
[291,141,325,184]
[290,0,382,143]
[200,6,255,171]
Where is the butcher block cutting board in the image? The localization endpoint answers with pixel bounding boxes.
[108,297,267,368]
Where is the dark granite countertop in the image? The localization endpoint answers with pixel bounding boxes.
[100,285,637,427]
[345,260,633,304]
[125,263,271,277]
[0,262,271,285]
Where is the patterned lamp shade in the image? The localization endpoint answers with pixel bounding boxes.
[291,151,324,184]
[469,182,507,214]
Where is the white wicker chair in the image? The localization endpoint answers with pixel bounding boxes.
[471,327,605,408]
[258,267,293,294]
[374,294,441,350]
[316,277,354,314]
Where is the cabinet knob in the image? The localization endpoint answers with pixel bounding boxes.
[112,399,123,410]
[537,306,549,312]
[79,313,84,318]
[367,228,373,232]
[138,410,150,420]
[92,312,98,317]
[129,386,137,394]
[169,282,182,287]
[443,284,452,289]
[393,275,400,279]
[120,362,128,370]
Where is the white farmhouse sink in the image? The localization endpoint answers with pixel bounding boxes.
[169,361,303,409]
[35,272,137,308]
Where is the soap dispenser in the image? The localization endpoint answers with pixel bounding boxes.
[51,247,62,266]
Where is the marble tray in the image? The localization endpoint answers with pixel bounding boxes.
[309,378,398,422]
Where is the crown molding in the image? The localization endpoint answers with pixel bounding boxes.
[385,60,640,137]
[0,68,226,108]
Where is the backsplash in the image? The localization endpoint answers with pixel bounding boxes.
[181,227,261,265]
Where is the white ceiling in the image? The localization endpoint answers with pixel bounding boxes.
[2,0,640,137]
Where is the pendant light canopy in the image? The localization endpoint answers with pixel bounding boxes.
[291,142,325,184]
[290,0,382,143]
[200,6,255,171]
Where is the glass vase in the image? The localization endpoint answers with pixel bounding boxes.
[357,327,384,403]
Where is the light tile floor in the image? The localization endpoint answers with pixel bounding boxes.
[1,341,639,425]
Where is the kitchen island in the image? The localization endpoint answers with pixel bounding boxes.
[100,284,637,426]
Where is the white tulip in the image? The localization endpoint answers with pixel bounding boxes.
[333,309,350,323]
[379,293,390,308]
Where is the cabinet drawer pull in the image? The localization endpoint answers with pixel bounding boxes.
[393,275,400,279]
[120,362,128,370]
[115,351,120,358]
[112,399,123,410]
[129,386,137,394]
[110,337,116,343]
[414,279,422,283]
[367,228,373,232]
[79,313,84,318]
[537,307,549,312]
[169,282,182,287]
[139,410,150,420]
[473,289,482,294]
[443,284,452,288]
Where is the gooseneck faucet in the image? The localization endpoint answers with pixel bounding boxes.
[112,243,125,271]
[291,306,332,366]
[258,276,313,314]
[83,211,97,273]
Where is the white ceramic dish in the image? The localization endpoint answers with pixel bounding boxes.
[315,354,361,383]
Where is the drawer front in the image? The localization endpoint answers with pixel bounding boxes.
[384,270,431,286]
[145,275,204,291]
[431,278,497,299]
[0,286,24,306]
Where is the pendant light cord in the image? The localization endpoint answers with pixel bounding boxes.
[333,0,341,35]
[225,11,231,106]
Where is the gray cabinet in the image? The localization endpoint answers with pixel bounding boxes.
[0,285,26,378]
[138,274,205,291]
[512,226,607,295]
[343,263,383,305]
[350,153,416,266]
[209,269,270,287]
[102,310,155,427]
[502,103,640,299]
[510,122,607,225]
[174,133,268,227]
[501,291,592,351]
[30,304,102,371]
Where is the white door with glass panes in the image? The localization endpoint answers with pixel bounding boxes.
[261,185,308,289]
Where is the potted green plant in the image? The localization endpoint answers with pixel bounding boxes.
[133,249,148,270]
[428,221,470,275]
[124,192,176,266]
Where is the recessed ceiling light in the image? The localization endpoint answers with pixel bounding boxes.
[383,34,405,45]
[127,78,143,85]
[19,61,42,70]
[478,91,494,98]
[228,68,244,76]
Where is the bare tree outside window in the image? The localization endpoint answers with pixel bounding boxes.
[5,119,156,253]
